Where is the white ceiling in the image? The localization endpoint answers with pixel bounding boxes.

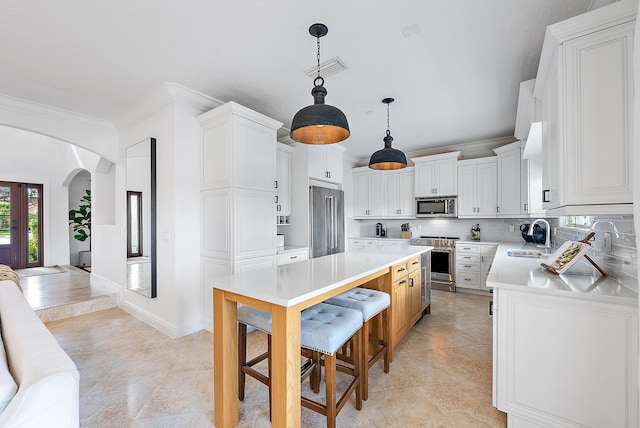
[0,0,596,161]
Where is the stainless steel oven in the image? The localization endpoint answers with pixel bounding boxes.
[411,236,458,292]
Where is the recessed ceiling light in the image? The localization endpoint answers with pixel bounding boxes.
[401,24,421,38]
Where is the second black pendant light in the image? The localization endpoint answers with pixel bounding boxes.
[369,98,407,170]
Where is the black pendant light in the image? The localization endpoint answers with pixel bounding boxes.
[290,23,350,145]
[369,98,407,170]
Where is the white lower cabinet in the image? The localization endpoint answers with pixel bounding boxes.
[456,243,496,291]
[493,287,638,427]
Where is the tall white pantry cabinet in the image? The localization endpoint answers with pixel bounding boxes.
[199,102,283,287]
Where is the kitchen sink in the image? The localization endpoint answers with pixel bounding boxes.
[507,249,544,258]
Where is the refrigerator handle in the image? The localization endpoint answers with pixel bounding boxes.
[331,196,337,250]
[326,196,332,254]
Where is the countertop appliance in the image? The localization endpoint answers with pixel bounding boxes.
[415,197,457,218]
[310,186,345,258]
[410,236,459,291]
[375,222,385,238]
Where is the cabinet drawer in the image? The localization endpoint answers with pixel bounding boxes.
[457,253,481,264]
[407,255,421,273]
[457,271,481,288]
[456,261,480,272]
[276,250,308,266]
[391,262,409,282]
[456,244,480,254]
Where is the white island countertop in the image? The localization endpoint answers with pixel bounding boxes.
[487,242,638,306]
[210,245,432,307]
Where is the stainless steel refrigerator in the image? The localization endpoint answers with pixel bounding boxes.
[309,186,345,258]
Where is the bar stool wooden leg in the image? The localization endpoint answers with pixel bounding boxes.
[361,320,370,401]
[238,323,247,401]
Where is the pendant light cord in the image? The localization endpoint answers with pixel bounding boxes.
[387,102,391,136]
[314,35,324,87]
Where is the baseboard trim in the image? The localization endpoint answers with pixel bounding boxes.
[89,272,122,296]
[119,299,203,339]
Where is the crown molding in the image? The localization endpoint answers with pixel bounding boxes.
[116,83,223,132]
[535,0,637,97]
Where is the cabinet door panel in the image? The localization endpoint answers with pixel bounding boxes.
[392,279,408,345]
[497,148,521,215]
[307,146,326,181]
[564,23,633,205]
[234,117,277,191]
[384,173,400,216]
[325,147,343,184]
[435,158,458,196]
[353,171,370,217]
[399,172,415,216]
[409,270,422,326]
[457,164,477,216]
[476,161,497,216]
[234,189,276,259]
[369,171,385,216]
[276,148,292,215]
[415,161,435,197]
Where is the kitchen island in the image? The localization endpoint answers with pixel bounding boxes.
[487,243,638,428]
[210,246,431,428]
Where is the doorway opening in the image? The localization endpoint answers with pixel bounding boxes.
[0,181,43,269]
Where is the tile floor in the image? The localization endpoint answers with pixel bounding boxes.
[44,288,507,427]
[19,265,117,322]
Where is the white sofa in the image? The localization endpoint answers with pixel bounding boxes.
[0,279,79,427]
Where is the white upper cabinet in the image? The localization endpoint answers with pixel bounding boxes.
[276,144,293,217]
[457,157,497,218]
[353,167,384,218]
[494,141,522,217]
[534,0,636,215]
[198,102,282,261]
[412,152,461,197]
[199,102,282,192]
[383,168,415,217]
[308,145,345,184]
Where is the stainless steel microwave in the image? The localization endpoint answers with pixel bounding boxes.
[415,197,457,217]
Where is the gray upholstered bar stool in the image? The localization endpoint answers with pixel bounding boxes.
[324,287,391,400]
[237,302,363,428]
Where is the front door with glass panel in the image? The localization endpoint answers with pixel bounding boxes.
[0,181,43,268]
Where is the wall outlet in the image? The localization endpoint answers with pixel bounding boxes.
[509,225,515,232]
[417,224,422,230]
[553,227,557,236]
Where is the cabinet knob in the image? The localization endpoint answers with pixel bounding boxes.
[274,180,278,189]
[524,203,528,212]
[274,196,278,203]
[543,189,551,203]
[397,267,406,272]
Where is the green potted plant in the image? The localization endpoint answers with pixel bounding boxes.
[69,189,91,268]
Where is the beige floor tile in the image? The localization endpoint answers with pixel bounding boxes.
[44,288,506,427]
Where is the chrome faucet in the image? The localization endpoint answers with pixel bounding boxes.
[590,220,620,238]
[528,218,551,253]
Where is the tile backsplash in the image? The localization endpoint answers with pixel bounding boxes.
[553,215,637,288]
[349,215,637,289]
